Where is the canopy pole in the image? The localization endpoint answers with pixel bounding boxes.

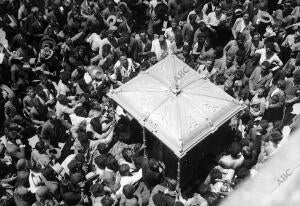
[143,126,147,158]
[177,158,181,189]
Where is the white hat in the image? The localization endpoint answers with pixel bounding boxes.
[292,103,300,115]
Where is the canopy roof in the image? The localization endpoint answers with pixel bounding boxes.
[109,55,243,158]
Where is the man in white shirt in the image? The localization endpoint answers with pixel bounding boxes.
[202,0,220,16]
[207,6,226,27]
[151,34,171,61]
[86,33,103,53]
[115,164,143,196]
[164,19,180,43]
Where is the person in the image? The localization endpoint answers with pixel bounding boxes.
[197,57,217,82]
[151,34,171,61]
[249,61,273,95]
[113,54,140,84]
[30,141,51,170]
[218,143,244,169]
[265,79,286,122]
[255,42,283,66]
[203,0,221,17]
[164,19,181,43]
[231,12,252,40]
[250,86,267,118]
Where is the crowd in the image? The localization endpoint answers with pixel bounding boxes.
[1,0,300,205]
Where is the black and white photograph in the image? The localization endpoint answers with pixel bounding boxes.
[0,0,300,205]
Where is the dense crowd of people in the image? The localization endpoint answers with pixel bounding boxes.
[1,0,300,205]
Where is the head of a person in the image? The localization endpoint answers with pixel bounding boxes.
[122,148,134,162]
[252,32,261,42]
[259,119,269,131]
[243,12,250,22]
[77,132,89,148]
[152,193,168,206]
[70,172,84,185]
[214,46,224,59]
[101,196,115,206]
[265,42,275,55]
[235,49,246,65]
[171,19,178,30]
[140,32,147,42]
[97,143,107,155]
[210,168,222,184]
[212,0,220,6]
[94,155,107,170]
[35,141,47,154]
[57,94,69,106]
[106,156,119,172]
[90,183,104,198]
[74,106,88,117]
[60,71,71,84]
[228,143,241,158]
[261,61,271,75]
[294,70,300,85]
[119,164,130,176]
[198,21,207,31]
[226,54,235,67]
[16,159,28,171]
[123,184,135,199]
[149,158,160,172]
[62,192,81,206]
[159,34,166,43]
[195,6,203,16]
[148,52,157,64]
[252,53,261,64]
[205,56,216,71]
[90,117,102,134]
[120,55,129,68]
[215,6,222,16]
[241,146,251,158]
[189,14,197,24]
[277,79,286,90]
[257,86,266,97]
[163,177,177,191]
[270,131,282,144]
[102,44,112,57]
[236,33,245,46]
[47,110,57,122]
[41,166,56,181]
[197,33,206,44]
[35,85,46,99]
[26,86,35,98]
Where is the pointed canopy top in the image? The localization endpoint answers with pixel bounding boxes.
[109,55,243,158]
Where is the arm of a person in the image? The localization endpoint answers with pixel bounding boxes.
[94,127,115,144]
[223,41,232,53]
[273,56,283,67]
[128,169,143,184]
[249,69,255,92]
[259,101,266,116]
[92,125,112,140]
[62,104,76,115]
[202,4,208,16]
[231,20,238,39]
[192,43,200,55]
[193,29,200,43]
[31,118,45,125]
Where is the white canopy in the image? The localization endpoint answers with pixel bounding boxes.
[109,55,243,158]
